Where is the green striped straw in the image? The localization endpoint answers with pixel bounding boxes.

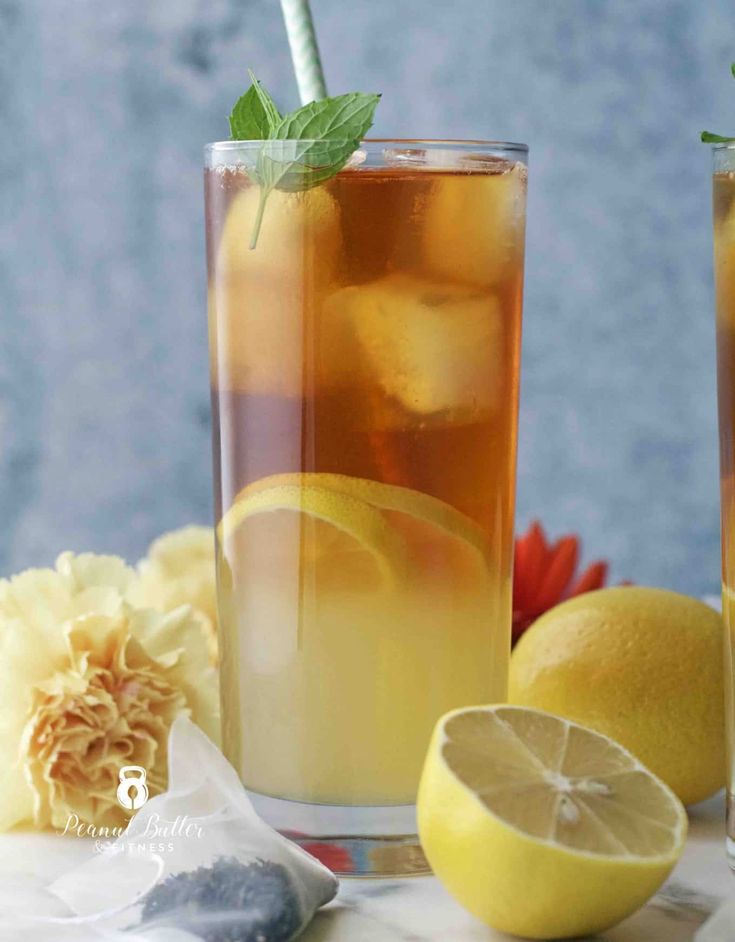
[279,0,328,104]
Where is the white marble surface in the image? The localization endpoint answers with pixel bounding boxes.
[0,795,730,941]
[300,796,731,941]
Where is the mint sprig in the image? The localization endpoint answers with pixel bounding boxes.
[229,72,380,248]
[702,63,735,143]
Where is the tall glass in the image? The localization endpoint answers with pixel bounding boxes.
[205,140,528,875]
[714,144,735,866]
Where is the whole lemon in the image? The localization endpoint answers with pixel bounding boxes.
[509,586,725,805]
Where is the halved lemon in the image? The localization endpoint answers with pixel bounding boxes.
[418,705,687,939]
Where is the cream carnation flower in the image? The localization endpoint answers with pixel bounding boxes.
[0,552,219,831]
[129,526,218,666]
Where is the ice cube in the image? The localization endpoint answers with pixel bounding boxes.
[211,186,342,394]
[217,184,342,279]
[344,148,367,168]
[715,198,735,327]
[383,147,458,169]
[323,273,504,416]
[382,147,514,172]
[422,163,526,288]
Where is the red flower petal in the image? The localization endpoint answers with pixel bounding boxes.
[535,535,579,611]
[511,522,620,646]
[568,560,608,597]
[513,521,549,611]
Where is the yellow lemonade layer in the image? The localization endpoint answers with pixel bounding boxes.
[221,587,509,804]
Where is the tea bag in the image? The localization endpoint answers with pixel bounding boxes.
[0,716,338,941]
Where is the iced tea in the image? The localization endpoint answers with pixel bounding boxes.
[205,141,527,873]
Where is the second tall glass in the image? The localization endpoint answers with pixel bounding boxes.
[205,139,528,875]
[714,143,735,866]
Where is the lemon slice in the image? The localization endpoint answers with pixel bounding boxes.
[219,472,492,591]
[418,705,687,940]
[218,476,410,591]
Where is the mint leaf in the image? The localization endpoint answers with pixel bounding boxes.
[274,92,381,143]
[247,69,281,131]
[228,74,380,248]
[229,86,271,140]
[258,93,380,193]
[229,72,281,140]
[702,131,735,143]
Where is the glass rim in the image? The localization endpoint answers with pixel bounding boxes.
[711,144,735,172]
[205,137,529,155]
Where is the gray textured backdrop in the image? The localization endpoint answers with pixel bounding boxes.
[1,0,732,593]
